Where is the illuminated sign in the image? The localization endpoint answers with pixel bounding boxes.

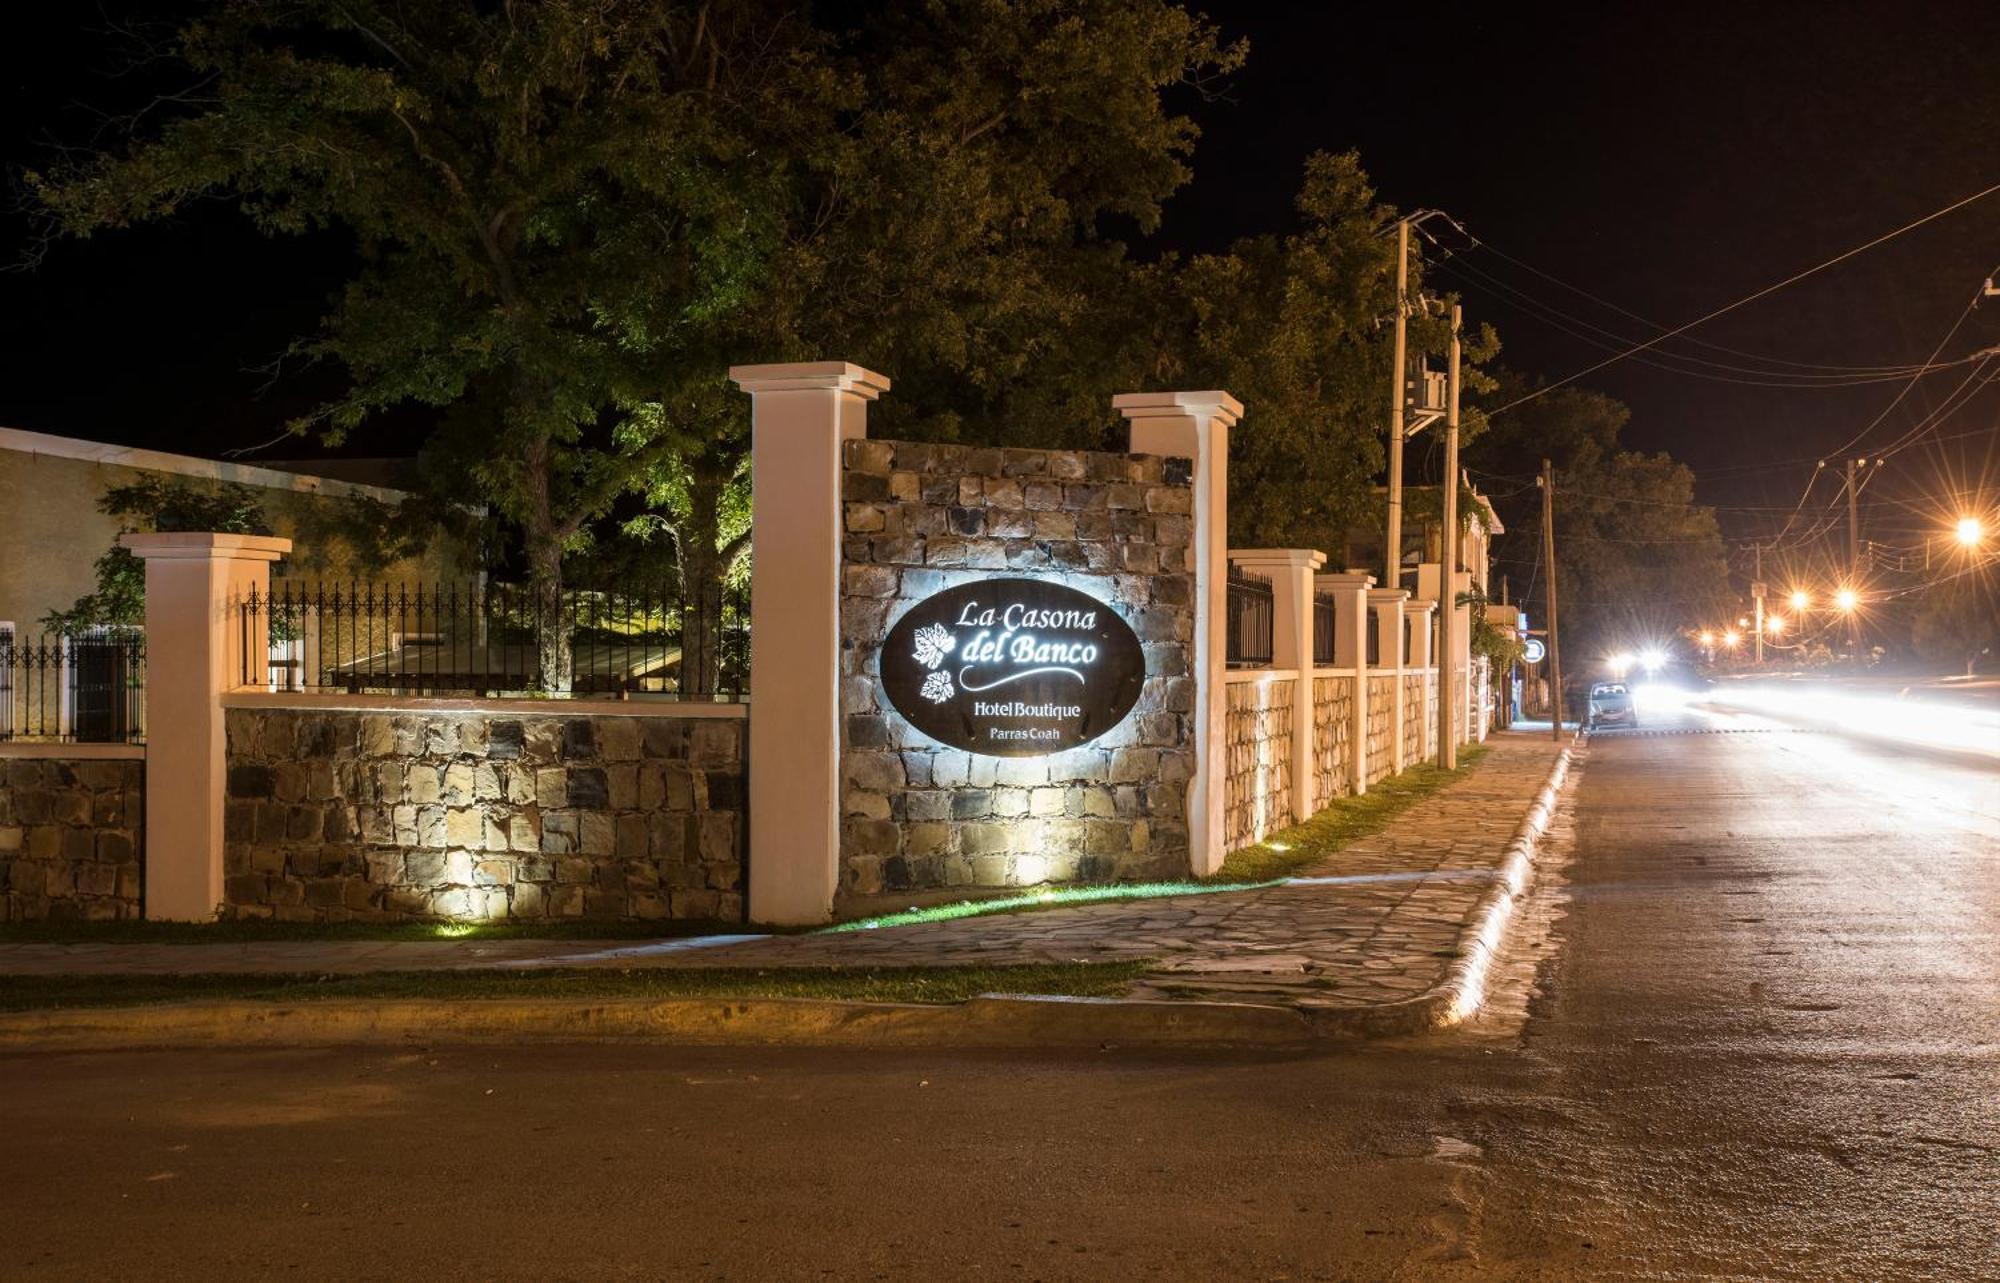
[1522,638,1547,664]
[880,578,1146,757]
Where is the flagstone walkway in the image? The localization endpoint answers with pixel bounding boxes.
[0,733,1571,1016]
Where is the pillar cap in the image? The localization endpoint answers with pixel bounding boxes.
[120,532,292,562]
[1365,587,1411,603]
[1402,598,1439,614]
[1230,548,1327,571]
[1314,570,1376,590]
[729,361,890,400]
[1111,390,1243,428]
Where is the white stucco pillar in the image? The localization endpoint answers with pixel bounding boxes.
[123,532,291,920]
[1404,600,1438,762]
[731,361,890,925]
[1230,548,1326,825]
[1368,587,1409,773]
[1114,390,1241,876]
[1316,570,1374,796]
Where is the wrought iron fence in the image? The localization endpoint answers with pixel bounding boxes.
[242,580,748,700]
[1225,569,1275,668]
[1312,592,1337,666]
[0,629,147,743]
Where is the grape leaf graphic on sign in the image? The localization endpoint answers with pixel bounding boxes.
[921,670,955,704]
[913,623,955,670]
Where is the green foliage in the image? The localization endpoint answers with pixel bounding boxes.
[1910,573,1997,675]
[102,477,269,535]
[41,478,269,633]
[1125,151,1497,553]
[1460,588,1527,671]
[1470,378,1729,663]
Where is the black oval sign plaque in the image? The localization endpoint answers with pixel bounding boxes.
[880,578,1146,757]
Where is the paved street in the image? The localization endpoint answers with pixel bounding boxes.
[3,718,1996,1280]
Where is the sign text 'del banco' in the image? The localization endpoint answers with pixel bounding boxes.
[880,578,1145,757]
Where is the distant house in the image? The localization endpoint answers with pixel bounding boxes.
[1341,480,1503,597]
[0,427,463,639]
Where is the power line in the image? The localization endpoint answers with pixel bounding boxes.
[1486,180,2000,415]
[1459,237,1938,375]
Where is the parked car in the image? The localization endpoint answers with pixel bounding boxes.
[1586,681,1638,728]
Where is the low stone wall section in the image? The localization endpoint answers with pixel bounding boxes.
[223,707,745,923]
[1223,676,1295,852]
[839,439,1195,898]
[0,756,143,921]
[1365,675,1396,784]
[1311,674,1353,809]
[1402,673,1426,765]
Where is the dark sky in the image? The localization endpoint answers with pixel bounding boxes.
[5,1,1997,552]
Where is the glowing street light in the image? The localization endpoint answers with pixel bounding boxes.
[1607,652,1634,677]
[1697,630,1715,647]
[1722,630,1741,649]
[1834,587,1859,612]
[1639,647,1667,672]
[1765,614,1785,636]
[1789,589,1809,612]
[1957,516,1985,548]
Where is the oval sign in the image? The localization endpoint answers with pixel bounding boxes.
[880,577,1146,757]
[1522,638,1547,665]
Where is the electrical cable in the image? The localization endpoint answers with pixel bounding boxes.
[1484,180,2000,414]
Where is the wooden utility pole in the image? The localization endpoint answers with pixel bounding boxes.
[1384,218,1411,592]
[1438,304,1462,769]
[1540,458,1565,740]
[1845,458,1862,650]
[1752,542,1765,665]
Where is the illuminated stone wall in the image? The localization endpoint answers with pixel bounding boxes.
[838,439,1195,900]
[222,708,745,922]
[1223,677,1295,851]
[1365,674,1396,784]
[0,755,143,920]
[1402,673,1426,765]
[1311,676,1354,809]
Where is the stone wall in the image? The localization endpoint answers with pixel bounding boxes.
[838,439,1195,898]
[1311,675,1353,809]
[1402,673,1427,766]
[0,755,143,920]
[223,707,745,922]
[1223,676,1294,852]
[1365,675,1396,784]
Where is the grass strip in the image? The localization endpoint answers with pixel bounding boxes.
[821,880,1280,933]
[1206,743,1491,884]
[0,917,754,947]
[0,961,1152,1013]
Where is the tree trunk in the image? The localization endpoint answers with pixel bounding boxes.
[530,539,572,695]
[521,436,573,694]
[678,467,727,699]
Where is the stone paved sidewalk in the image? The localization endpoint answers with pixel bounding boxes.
[0,733,1569,1017]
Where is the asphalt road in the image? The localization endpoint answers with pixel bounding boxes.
[2,717,1995,1281]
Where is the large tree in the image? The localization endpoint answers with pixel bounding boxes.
[30,0,1239,693]
[1471,377,1730,666]
[1911,571,1998,676]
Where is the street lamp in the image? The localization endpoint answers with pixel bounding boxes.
[1834,587,1859,612]
[1765,614,1785,636]
[1607,652,1634,677]
[1957,515,1985,548]
[1789,589,1809,612]
[1722,629,1741,649]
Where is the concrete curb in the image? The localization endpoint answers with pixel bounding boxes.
[0,742,1583,1054]
[0,992,1321,1054]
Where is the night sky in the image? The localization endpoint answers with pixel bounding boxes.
[5,1,1997,551]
